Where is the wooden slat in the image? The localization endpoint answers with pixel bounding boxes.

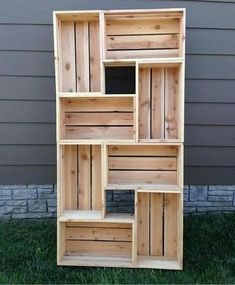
[89,21,101,92]
[109,170,177,184]
[106,18,179,35]
[65,126,133,140]
[78,145,91,210]
[109,145,177,156]
[76,21,89,92]
[165,68,178,139]
[66,222,132,228]
[64,145,77,210]
[164,194,178,258]
[65,240,132,257]
[65,112,133,126]
[137,192,149,255]
[107,34,179,50]
[107,49,178,59]
[66,227,132,241]
[91,145,102,210]
[151,68,165,139]
[150,193,163,256]
[109,157,177,170]
[139,68,150,139]
[60,21,76,92]
[63,98,133,112]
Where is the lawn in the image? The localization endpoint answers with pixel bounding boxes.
[0,213,234,284]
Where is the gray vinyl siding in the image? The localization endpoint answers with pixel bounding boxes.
[0,0,235,184]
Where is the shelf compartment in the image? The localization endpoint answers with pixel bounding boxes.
[58,145,103,214]
[107,144,182,187]
[60,97,135,140]
[104,10,185,59]
[137,192,182,269]
[138,62,184,141]
[58,220,134,267]
[55,13,101,93]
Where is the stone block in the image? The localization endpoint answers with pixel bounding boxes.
[28,200,46,213]
[208,195,233,202]
[189,185,207,201]
[13,189,37,200]
[12,212,56,219]
[47,199,57,207]
[0,189,12,195]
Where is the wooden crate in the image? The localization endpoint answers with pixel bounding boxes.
[54,8,185,269]
[59,96,135,140]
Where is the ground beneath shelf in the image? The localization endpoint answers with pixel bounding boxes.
[0,213,234,284]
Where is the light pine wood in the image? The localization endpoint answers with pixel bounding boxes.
[60,21,76,92]
[139,68,150,139]
[76,21,89,92]
[137,192,149,255]
[151,68,165,139]
[78,145,91,210]
[91,145,102,210]
[90,21,101,92]
[55,8,185,269]
[150,193,163,256]
[164,194,178,258]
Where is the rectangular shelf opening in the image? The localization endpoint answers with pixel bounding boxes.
[138,62,183,141]
[59,97,135,140]
[106,189,135,214]
[107,144,182,188]
[137,192,182,269]
[59,145,103,215]
[56,13,101,93]
[104,10,184,60]
[58,220,134,266]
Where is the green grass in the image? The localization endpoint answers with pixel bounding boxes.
[0,214,234,284]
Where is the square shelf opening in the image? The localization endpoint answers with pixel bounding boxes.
[107,144,182,188]
[138,63,183,141]
[104,10,184,59]
[58,221,133,266]
[105,66,135,94]
[59,145,103,214]
[60,97,135,140]
[56,13,101,93]
[137,192,182,268]
[106,189,135,214]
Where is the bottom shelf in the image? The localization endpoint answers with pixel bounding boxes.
[137,256,181,270]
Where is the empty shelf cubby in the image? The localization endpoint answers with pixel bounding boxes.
[104,10,185,59]
[59,97,135,140]
[138,61,184,141]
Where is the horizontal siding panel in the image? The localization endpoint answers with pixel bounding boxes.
[185,125,235,147]
[185,146,235,167]
[0,25,53,51]
[186,80,235,103]
[0,76,55,101]
[185,103,235,125]
[0,51,54,77]
[185,167,235,185]
[187,28,235,55]
[0,145,56,165]
[0,0,235,29]
[186,55,235,80]
[0,101,55,123]
[0,123,55,144]
[0,165,56,184]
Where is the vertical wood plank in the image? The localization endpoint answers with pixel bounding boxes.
[137,192,149,256]
[150,193,163,256]
[139,68,151,139]
[60,22,76,92]
[151,68,165,139]
[165,68,178,139]
[89,21,101,92]
[64,145,78,210]
[91,145,102,210]
[164,193,178,258]
[78,145,91,210]
[76,21,89,92]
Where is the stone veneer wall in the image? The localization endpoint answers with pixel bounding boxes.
[0,185,235,219]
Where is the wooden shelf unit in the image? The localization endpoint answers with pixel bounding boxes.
[54,8,185,269]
